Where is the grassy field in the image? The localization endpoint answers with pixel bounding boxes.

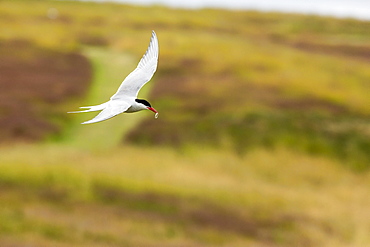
[1,144,369,247]
[0,0,370,246]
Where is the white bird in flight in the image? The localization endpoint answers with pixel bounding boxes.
[69,31,159,124]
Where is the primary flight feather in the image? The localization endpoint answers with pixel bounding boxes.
[69,31,159,124]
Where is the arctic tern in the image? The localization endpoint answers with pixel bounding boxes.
[69,31,159,124]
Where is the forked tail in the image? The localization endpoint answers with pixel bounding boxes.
[68,102,108,113]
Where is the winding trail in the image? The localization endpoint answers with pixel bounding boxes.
[64,47,154,150]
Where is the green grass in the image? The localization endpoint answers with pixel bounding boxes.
[62,46,154,150]
[0,144,369,246]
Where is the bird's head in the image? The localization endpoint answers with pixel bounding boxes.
[135,99,158,118]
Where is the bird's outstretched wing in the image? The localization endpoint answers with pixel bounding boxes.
[110,31,159,100]
[81,102,130,124]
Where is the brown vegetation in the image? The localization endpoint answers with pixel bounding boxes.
[0,40,92,141]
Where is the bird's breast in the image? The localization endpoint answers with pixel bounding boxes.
[126,104,144,113]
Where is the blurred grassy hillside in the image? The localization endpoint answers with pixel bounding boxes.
[0,0,370,246]
[0,0,369,169]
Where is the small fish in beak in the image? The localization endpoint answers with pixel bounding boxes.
[147,107,158,118]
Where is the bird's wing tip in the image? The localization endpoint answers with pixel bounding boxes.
[81,119,96,124]
[81,119,94,124]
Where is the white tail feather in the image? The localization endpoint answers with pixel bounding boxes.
[81,103,130,124]
[67,102,108,114]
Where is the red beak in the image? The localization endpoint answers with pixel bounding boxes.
[147,107,158,113]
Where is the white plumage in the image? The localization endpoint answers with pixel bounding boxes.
[69,31,159,124]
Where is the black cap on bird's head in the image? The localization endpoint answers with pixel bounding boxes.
[135,99,158,115]
[135,99,152,108]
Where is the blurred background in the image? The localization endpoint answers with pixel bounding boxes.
[0,0,369,246]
